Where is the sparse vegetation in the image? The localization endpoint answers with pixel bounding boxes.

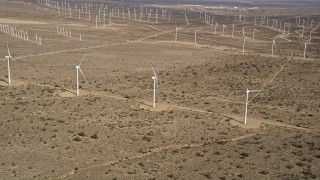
[0,1,319,179]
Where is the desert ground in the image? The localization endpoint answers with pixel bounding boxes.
[0,0,319,179]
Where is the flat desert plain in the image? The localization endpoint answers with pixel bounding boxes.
[0,0,319,179]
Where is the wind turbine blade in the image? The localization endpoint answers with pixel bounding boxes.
[79,53,86,66]
[237,75,248,89]
[78,67,87,82]
[7,42,11,57]
[250,89,264,93]
[156,77,159,89]
[151,64,157,77]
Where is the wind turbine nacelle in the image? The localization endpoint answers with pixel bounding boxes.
[152,76,157,80]
[5,56,11,59]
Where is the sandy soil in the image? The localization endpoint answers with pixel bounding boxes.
[0,0,319,179]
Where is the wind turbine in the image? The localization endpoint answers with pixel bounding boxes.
[309,27,316,39]
[214,22,217,34]
[5,43,13,84]
[194,29,199,45]
[238,76,263,124]
[109,12,112,23]
[272,19,275,29]
[304,38,311,59]
[240,33,246,54]
[175,27,178,42]
[155,9,158,23]
[96,15,98,28]
[222,24,226,36]
[232,22,235,37]
[253,27,259,42]
[310,20,315,28]
[284,23,290,34]
[240,27,250,54]
[272,34,281,56]
[151,64,159,108]
[75,54,87,95]
[300,26,305,37]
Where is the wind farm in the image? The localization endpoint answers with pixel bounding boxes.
[0,0,320,179]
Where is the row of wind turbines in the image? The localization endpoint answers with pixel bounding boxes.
[57,26,72,37]
[183,12,319,57]
[1,44,257,125]
[33,0,320,57]
[2,4,318,125]
[1,24,29,41]
[1,43,159,109]
[0,24,43,45]
[36,0,171,26]
[1,43,83,96]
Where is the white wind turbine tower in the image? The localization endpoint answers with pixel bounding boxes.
[214,22,218,34]
[151,64,159,108]
[175,27,178,42]
[309,27,316,40]
[304,38,311,59]
[300,26,305,37]
[284,23,290,34]
[194,29,199,45]
[156,9,158,23]
[5,43,13,84]
[75,54,87,95]
[232,22,235,37]
[238,76,263,125]
[221,24,226,36]
[241,32,246,54]
[310,20,315,28]
[240,27,250,54]
[96,15,98,28]
[253,27,259,42]
[109,11,112,23]
[272,34,281,56]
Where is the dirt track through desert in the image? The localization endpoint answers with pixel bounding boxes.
[51,132,262,179]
